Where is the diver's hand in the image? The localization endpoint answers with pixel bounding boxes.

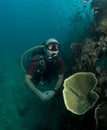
[39,92,50,102]
[44,90,56,99]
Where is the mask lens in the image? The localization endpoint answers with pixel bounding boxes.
[48,44,53,50]
[47,42,59,51]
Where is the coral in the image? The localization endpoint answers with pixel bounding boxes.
[63,72,99,115]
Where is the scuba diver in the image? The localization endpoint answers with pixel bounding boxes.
[24,38,64,102]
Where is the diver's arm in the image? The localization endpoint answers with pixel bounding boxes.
[25,74,49,101]
[54,74,64,92]
[43,74,64,99]
[25,74,42,97]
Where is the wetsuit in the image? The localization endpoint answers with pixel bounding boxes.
[27,54,64,83]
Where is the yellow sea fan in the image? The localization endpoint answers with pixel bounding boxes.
[63,72,99,115]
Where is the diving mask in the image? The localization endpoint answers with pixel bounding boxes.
[45,42,60,51]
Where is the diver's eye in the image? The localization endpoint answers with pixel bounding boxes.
[55,44,59,50]
[47,42,59,51]
[48,44,53,50]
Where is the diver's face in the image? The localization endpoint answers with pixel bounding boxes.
[46,50,59,57]
[45,49,59,61]
[45,42,59,61]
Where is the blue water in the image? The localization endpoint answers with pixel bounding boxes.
[0,0,94,130]
[0,0,93,52]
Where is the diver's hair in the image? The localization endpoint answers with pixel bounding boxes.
[45,38,59,45]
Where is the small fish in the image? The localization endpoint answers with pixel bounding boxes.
[84,0,93,2]
[91,9,94,12]
[94,7,99,9]
[94,11,98,14]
